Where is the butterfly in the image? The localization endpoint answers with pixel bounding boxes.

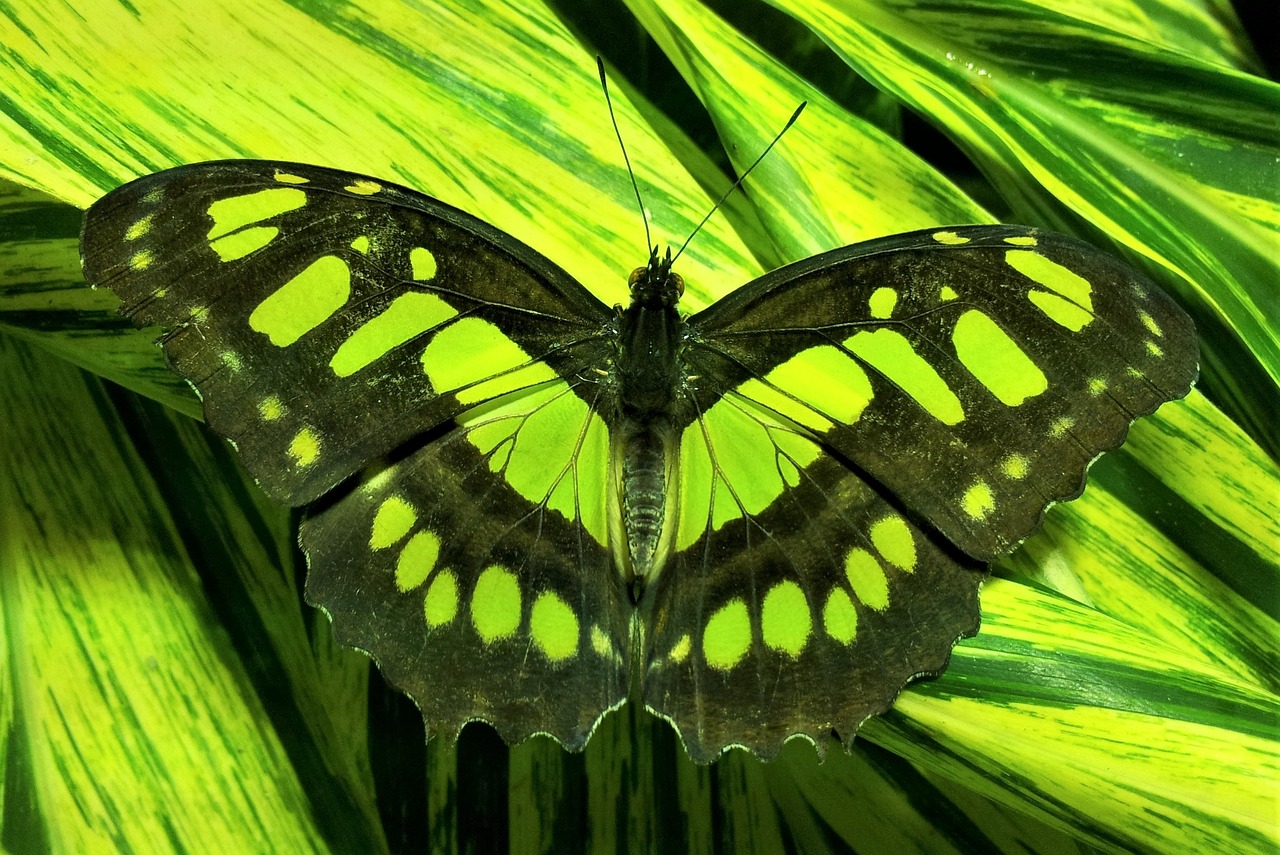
[80,159,1197,762]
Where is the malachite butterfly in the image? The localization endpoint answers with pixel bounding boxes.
[80,158,1196,762]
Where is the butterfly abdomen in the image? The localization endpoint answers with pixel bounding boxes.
[617,418,673,587]
[613,276,685,589]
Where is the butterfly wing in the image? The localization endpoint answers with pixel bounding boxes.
[82,160,614,506]
[642,435,983,761]
[81,161,627,749]
[640,225,1197,760]
[301,378,626,749]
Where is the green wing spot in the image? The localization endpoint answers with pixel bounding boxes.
[932,231,969,245]
[370,496,417,549]
[345,180,381,196]
[667,634,691,663]
[783,345,875,424]
[736,379,831,432]
[676,421,714,551]
[530,592,579,662]
[1049,416,1075,438]
[464,392,545,471]
[423,317,556,404]
[462,385,609,546]
[330,292,457,377]
[1088,377,1109,396]
[868,287,897,319]
[741,345,874,430]
[847,329,964,425]
[591,625,614,658]
[125,214,153,241]
[424,570,459,628]
[962,481,995,521]
[777,453,800,487]
[350,235,370,254]
[470,565,521,643]
[258,395,285,422]
[272,171,308,185]
[519,392,591,512]
[410,247,437,280]
[207,188,306,235]
[1003,235,1038,247]
[952,310,1048,406]
[1139,310,1162,336]
[207,187,305,260]
[772,431,821,488]
[1001,453,1030,480]
[220,351,244,372]
[760,582,811,657]
[702,599,751,670]
[211,226,278,262]
[570,414,610,547]
[822,590,858,644]
[939,286,958,301]
[1028,290,1092,332]
[395,530,440,592]
[545,416,610,546]
[1007,250,1094,312]
[288,428,321,467]
[844,549,889,610]
[701,400,791,527]
[869,516,916,572]
[130,250,153,271]
[249,256,351,347]
[1146,341,1163,358]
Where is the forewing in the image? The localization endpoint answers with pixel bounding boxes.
[685,225,1198,560]
[81,160,614,506]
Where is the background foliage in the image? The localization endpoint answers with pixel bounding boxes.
[0,0,1276,852]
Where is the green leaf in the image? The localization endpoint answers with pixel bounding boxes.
[1,0,1274,852]
[758,0,1280,456]
[0,335,385,853]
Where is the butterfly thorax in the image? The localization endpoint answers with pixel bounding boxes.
[613,249,686,595]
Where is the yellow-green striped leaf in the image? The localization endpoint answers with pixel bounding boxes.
[0,1,1273,852]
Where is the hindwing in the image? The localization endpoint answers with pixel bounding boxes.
[641,410,982,760]
[302,379,627,747]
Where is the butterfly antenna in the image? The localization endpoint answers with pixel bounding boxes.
[669,102,806,267]
[598,56,653,258]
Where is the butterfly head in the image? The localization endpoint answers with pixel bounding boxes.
[628,246,685,309]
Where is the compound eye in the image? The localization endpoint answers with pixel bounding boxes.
[628,267,646,287]
[671,272,685,297]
